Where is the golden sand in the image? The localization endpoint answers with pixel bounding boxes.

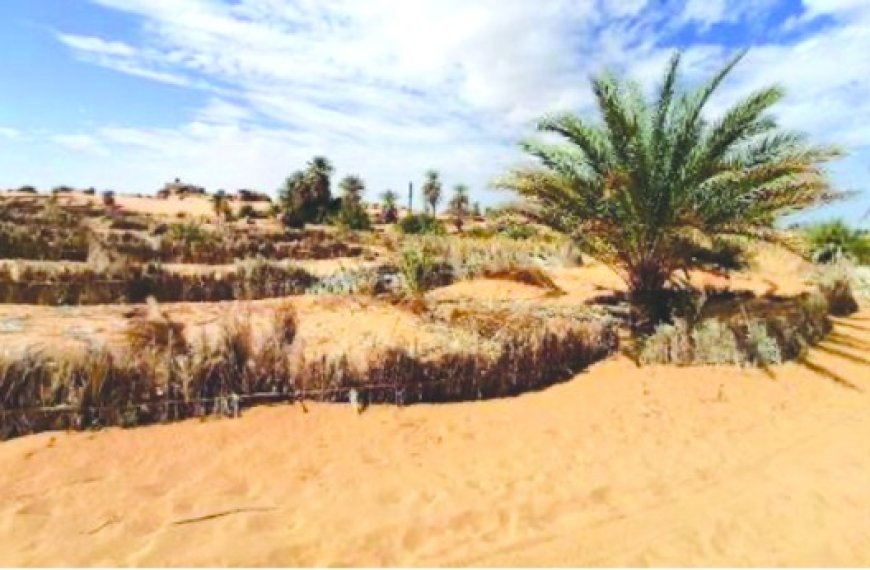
[0,306,868,566]
[0,232,867,565]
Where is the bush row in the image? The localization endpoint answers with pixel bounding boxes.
[638,286,847,366]
[0,306,617,440]
[0,261,317,305]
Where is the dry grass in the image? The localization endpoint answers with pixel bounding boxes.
[0,300,616,440]
[638,290,833,365]
[0,260,317,305]
[123,298,188,353]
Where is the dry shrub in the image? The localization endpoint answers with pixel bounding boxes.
[123,298,187,353]
[0,260,317,305]
[691,319,742,366]
[813,265,859,316]
[744,319,783,365]
[0,300,618,439]
[272,302,298,345]
[637,319,692,365]
[0,308,301,439]
[124,319,187,353]
[639,292,832,366]
[305,267,382,296]
[294,312,617,403]
[482,266,562,292]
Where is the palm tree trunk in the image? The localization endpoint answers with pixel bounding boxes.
[627,258,671,330]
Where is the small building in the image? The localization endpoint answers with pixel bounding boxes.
[234,189,272,202]
[157,178,206,198]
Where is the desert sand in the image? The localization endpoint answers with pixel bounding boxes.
[0,303,868,566]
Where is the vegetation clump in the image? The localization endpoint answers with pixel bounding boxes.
[638,291,832,366]
[398,213,446,235]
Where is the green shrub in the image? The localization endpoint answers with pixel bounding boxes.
[398,246,444,294]
[280,208,306,229]
[238,204,259,219]
[805,220,870,264]
[165,222,213,245]
[499,223,537,240]
[336,203,372,231]
[464,226,496,239]
[398,214,445,235]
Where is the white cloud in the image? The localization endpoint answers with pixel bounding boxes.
[0,127,20,140]
[57,31,193,87]
[39,0,869,220]
[51,134,111,156]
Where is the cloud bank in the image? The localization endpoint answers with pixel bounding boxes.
[38,0,870,220]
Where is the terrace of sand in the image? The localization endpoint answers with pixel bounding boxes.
[0,238,868,566]
[0,305,867,566]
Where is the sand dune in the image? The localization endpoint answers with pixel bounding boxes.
[1,308,868,566]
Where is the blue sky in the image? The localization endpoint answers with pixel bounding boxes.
[0,0,868,226]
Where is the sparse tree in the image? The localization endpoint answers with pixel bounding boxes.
[422,170,442,215]
[498,51,842,321]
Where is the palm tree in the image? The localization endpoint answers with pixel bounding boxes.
[279,156,336,226]
[448,184,470,231]
[422,170,442,215]
[278,170,307,228]
[305,156,334,204]
[498,50,841,316]
[381,189,398,223]
[337,175,370,230]
[279,169,305,205]
[338,175,365,205]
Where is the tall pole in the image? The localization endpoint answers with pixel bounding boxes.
[408,181,413,215]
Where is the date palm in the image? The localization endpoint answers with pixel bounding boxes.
[448,184,470,231]
[305,156,334,204]
[381,189,398,223]
[422,170,442,215]
[498,50,842,314]
[338,174,365,205]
